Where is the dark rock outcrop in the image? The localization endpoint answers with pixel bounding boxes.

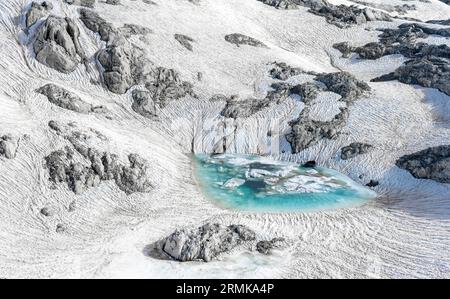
[79,8,116,43]
[256,238,286,255]
[33,16,85,73]
[225,33,267,48]
[131,89,158,118]
[287,107,348,153]
[154,223,256,262]
[316,72,371,103]
[26,1,53,28]
[174,34,195,51]
[36,84,106,113]
[0,135,19,159]
[396,145,450,184]
[269,62,303,80]
[341,142,373,160]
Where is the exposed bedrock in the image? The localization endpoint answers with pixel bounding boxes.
[372,57,450,96]
[46,121,153,194]
[78,8,116,43]
[220,83,290,118]
[0,135,19,159]
[256,238,286,255]
[269,61,304,80]
[257,0,390,27]
[174,34,195,51]
[290,82,321,103]
[154,223,256,262]
[224,33,267,48]
[396,145,450,184]
[341,142,373,160]
[145,67,196,107]
[287,107,349,153]
[33,16,86,73]
[131,89,158,118]
[26,1,53,28]
[36,84,106,113]
[315,72,371,103]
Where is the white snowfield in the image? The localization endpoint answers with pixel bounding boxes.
[0,0,449,278]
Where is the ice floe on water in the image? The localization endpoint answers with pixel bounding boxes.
[194,154,377,212]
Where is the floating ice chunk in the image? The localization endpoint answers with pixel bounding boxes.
[223,178,246,189]
[246,169,273,179]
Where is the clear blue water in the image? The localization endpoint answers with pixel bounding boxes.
[194,154,377,212]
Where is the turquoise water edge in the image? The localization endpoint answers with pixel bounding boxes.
[194,154,377,212]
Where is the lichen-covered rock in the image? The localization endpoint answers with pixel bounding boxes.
[156,223,256,262]
[37,84,105,113]
[0,135,19,159]
[26,1,53,28]
[287,107,348,153]
[224,33,267,48]
[341,142,373,160]
[316,72,371,103]
[396,145,450,184]
[174,34,195,51]
[33,16,85,73]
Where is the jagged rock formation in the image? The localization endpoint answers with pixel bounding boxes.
[341,142,373,160]
[79,8,116,42]
[372,57,450,96]
[154,223,256,262]
[333,23,450,96]
[145,67,196,106]
[46,121,153,194]
[396,145,450,184]
[258,0,390,27]
[256,238,286,255]
[290,82,321,103]
[0,135,19,159]
[287,107,349,153]
[224,33,267,48]
[131,89,158,118]
[26,1,53,28]
[36,84,106,113]
[221,83,290,118]
[33,16,86,73]
[269,62,304,80]
[316,72,371,103]
[174,34,195,51]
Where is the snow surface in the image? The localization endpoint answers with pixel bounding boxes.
[0,0,449,278]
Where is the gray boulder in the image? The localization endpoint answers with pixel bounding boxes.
[156,223,256,262]
[316,72,371,103]
[174,34,195,51]
[79,8,116,43]
[396,145,450,184]
[256,238,286,255]
[0,135,19,159]
[26,1,53,28]
[341,142,373,160]
[114,154,153,194]
[33,16,85,73]
[269,62,303,80]
[131,89,158,118]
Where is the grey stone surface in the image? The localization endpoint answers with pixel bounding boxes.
[287,107,349,153]
[341,142,373,160]
[33,16,85,73]
[256,237,286,255]
[26,1,53,28]
[225,33,267,48]
[0,135,19,159]
[155,223,256,262]
[396,145,450,184]
[316,72,371,103]
[37,84,105,113]
[174,34,195,51]
[46,122,153,194]
[131,89,158,118]
[269,62,303,80]
[79,8,116,43]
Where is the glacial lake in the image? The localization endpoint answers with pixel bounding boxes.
[194,154,377,212]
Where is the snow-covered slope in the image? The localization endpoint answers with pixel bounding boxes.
[0,0,449,278]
